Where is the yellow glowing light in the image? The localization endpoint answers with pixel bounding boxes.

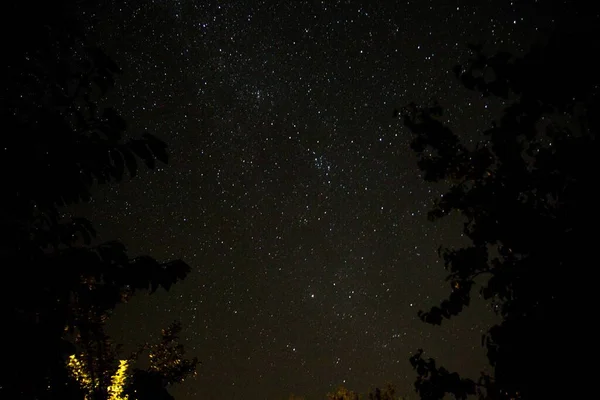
[108,360,129,400]
[67,354,95,391]
[66,354,129,400]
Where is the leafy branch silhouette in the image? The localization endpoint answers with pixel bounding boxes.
[398,7,598,400]
[1,3,197,399]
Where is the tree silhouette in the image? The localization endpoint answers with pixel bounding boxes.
[66,321,198,400]
[1,2,196,399]
[367,383,403,400]
[327,386,361,400]
[398,6,598,400]
[124,322,199,400]
[325,383,406,400]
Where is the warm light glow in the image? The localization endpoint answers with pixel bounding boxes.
[108,360,129,400]
[66,354,129,400]
[67,354,95,392]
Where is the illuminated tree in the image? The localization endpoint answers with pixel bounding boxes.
[64,322,198,400]
[67,354,130,400]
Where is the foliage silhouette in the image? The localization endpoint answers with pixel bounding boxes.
[366,383,403,400]
[322,384,406,400]
[66,321,198,400]
[1,2,196,399]
[121,322,199,400]
[398,6,598,400]
[327,386,361,400]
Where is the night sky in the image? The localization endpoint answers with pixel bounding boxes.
[68,1,544,398]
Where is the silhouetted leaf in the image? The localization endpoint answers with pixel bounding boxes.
[121,147,138,177]
[102,107,127,139]
[130,140,156,169]
[143,133,169,164]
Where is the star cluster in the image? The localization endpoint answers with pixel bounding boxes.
[72,0,541,398]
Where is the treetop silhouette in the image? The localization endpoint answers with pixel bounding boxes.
[1,2,197,399]
[399,8,598,400]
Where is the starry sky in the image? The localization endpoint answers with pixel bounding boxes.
[68,0,546,398]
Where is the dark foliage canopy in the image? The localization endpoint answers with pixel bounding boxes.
[325,383,400,400]
[400,6,598,400]
[1,2,197,399]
